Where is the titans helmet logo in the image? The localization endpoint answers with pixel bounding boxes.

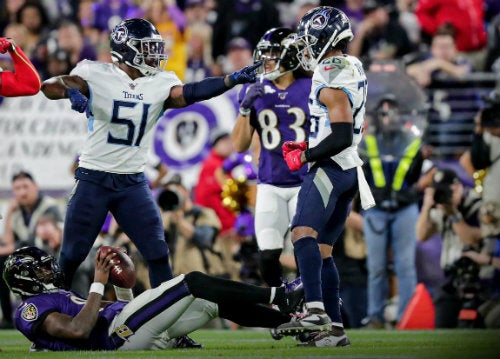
[310,11,329,30]
[112,25,128,44]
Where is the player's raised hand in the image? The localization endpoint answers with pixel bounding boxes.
[0,38,14,53]
[282,141,307,157]
[228,61,263,86]
[66,88,88,113]
[240,82,265,114]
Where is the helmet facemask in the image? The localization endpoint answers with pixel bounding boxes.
[110,19,168,77]
[253,34,299,81]
[127,37,167,76]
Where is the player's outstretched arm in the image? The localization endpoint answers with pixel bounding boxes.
[0,38,41,97]
[165,62,262,109]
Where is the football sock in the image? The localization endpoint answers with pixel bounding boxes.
[322,256,342,324]
[293,236,323,303]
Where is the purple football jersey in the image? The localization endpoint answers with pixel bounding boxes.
[15,290,126,351]
[239,77,311,187]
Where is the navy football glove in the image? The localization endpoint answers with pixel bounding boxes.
[228,61,262,87]
[240,82,265,114]
[66,88,88,113]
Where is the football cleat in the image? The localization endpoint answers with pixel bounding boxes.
[172,335,203,349]
[298,329,350,347]
[269,328,283,341]
[276,308,332,335]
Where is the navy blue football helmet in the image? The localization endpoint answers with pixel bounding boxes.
[253,27,300,80]
[295,7,353,71]
[110,18,167,76]
[3,246,64,297]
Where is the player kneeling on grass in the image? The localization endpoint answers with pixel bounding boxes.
[2,246,305,351]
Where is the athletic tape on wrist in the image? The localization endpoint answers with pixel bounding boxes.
[89,282,105,296]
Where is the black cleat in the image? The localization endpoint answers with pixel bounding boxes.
[173,335,203,349]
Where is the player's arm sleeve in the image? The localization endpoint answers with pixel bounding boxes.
[182,77,229,106]
[0,45,41,97]
[304,122,353,162]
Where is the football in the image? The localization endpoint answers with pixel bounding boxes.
[97,246,136,288]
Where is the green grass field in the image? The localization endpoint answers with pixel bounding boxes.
[1,328,499,359]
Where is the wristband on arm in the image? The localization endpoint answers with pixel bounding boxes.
[304,122,353,162]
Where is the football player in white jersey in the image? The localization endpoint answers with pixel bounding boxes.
[275,7,374,347]
[40,18,261,302]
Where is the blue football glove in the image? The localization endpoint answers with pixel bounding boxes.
[66,88,88,113]
[240,82,265,113]
[228,61,262,87]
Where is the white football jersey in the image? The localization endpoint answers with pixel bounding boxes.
[71,60,182,173]
[308,54,367,170]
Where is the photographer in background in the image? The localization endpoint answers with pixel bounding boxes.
[416,168,483,327]
[469,99,500,203]
[158,177,226,278]
[462,201,500,328]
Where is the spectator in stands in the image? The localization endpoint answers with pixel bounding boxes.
[15,0,50,58]
[0,171,63,329]
[396,0,421,46]
[184,21,213,82]
[215,37,254,77]
[143,0,187,80]
[0,0,27,36]
[349,0,413,63]
[416,168,483,328]
[415,0,487,54]
[2,22,28,49]
[40,48,72,79]
[463,99,500,204]
[56,20,97,70]
[211,0,280,63]
[184,0,209,26]
[90,0,141,34]
[484,12,500,72]
[406,23,472,88]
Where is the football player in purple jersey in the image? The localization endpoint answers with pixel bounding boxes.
[231,27,310,288]
[3,246,304,351]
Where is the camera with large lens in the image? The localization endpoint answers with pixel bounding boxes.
[433,184,453,205]
[157,189,180,212]
[443,246,483,327]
